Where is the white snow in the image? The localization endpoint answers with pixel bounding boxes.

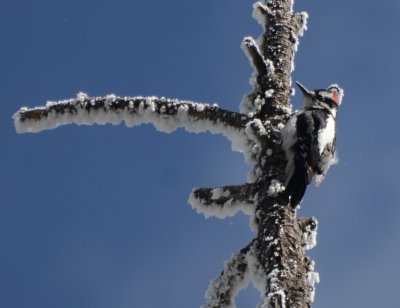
[188,189,254,220]
[195,103,205,112]
[265,269,286,308]
[307,261,320,303]
[76,92,88,102]
[265,89,274,98]
[105,94,117,104]
[265,59,275,76]
[245,118,267,146]
[252,2,269,29]
[267,180,285,196]
[254,96,265,112]
[204,252,251,308]
[277,123,285,131]
[246,250,268,300]
[302,222,318,251]
[211,188,231,200]
[13,96,255,165]
[239,36,275,115]
[297,12,309,37]
[241,37,260,84]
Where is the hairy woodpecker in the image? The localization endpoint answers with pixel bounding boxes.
[282,81,344,208]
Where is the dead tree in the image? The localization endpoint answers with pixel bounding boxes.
[13,1,320,307]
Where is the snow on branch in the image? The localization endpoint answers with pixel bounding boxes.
[12,0,320,306]
[298,217,318,251]
[204,243,253,308]
[189,184,257,219]
[241,37,274,80]
[14,94,251,153]
[240,35,276,116]
[292,12,309,37]
[252,1,273,30]
[245,118,268,146]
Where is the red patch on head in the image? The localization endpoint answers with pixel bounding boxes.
[332,92,340,105]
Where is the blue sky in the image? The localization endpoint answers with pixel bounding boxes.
[2,0,400,307]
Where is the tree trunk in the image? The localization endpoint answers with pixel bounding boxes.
[13,1,319,307]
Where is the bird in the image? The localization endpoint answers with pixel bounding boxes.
[281,81,344,208]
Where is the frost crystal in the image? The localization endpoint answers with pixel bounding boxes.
[265,89,274,98]
[211,188,230,200]
[195,103,205,112]
[302,220,318,250]
[267,180,285,196]
[254,96,265,112]
[297,12,309,37]
[252,2,269,29]
[307,261,320,303]
[264,269,286,308]
[188,190,254,220]
[105,94,117,104]
[76,92,88,102]
[204,251,251,308]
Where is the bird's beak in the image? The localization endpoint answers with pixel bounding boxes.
[295,81,312,97]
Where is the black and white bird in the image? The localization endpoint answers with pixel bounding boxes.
[282,81,344,208]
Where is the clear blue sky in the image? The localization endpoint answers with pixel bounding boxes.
[2,0,400,307]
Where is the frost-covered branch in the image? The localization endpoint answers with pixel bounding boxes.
[241,37,273,80]
[189,184,257,219]
[252,1,272,20]
[240,1,308,119]
[14,94,251,153]
[204,0,317,307]
[13,0,322,307]
[292,12,309,37]
[204,242,253,308]
[299,217,318,251]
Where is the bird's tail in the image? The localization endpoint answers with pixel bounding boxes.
[284,159,309,208]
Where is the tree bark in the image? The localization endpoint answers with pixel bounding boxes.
[203,1,318,306]
[13,1,319,307]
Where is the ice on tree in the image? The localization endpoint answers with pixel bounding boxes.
[296,12,309,37]
[189,184,256,219]
[267,180,285,196]
[13,0,324,306]
[204,248,251,308]
[302,218,318,251]
[252,2,271,29]
[13,95,256,159]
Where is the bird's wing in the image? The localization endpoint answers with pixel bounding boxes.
[314,138,336,187]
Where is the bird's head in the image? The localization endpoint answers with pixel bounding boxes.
[296,81,344,108]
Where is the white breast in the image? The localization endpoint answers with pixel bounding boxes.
[318,115,335,155]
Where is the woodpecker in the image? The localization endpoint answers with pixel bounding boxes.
[282,81,344,208]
